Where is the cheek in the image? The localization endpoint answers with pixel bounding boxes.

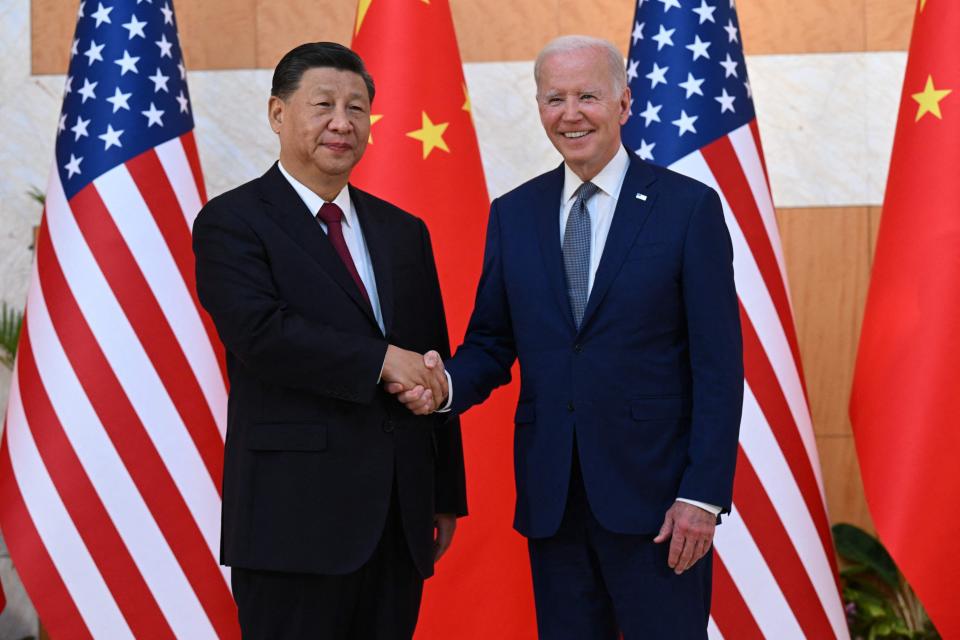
[538,107,557,130]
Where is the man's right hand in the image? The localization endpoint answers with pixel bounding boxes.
[381,346,447,413]
[384,350,446,415]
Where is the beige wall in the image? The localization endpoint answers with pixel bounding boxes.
[28,0,920,535]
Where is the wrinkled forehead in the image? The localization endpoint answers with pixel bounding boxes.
[299,67,369,100]
[536,49,616,96]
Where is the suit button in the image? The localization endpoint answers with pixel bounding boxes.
[567,401,575,412]
[573,343,583,353]
[382,420,395,433]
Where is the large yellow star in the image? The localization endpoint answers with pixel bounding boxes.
[912,75,952,121]
[406,111,450,159]
[462,83,471,113]
[367,114,383,143]
[355,0,372,35]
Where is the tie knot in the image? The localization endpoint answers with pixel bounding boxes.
[317,202,344,225]
[576,181,600,203]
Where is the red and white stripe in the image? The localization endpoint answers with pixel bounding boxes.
[671,123,849,639]
[0,133,239,639]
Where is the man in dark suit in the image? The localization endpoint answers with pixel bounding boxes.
[193,42,466,639]
[392,35,743,638]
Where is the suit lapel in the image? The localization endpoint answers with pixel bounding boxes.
[350,186,394,336]
[534,165,577,331]
[579,155,659,333]
[258,164,379,328]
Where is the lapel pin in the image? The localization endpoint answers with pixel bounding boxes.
[636,193,647,201]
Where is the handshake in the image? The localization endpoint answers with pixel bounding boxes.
[381,345,448,415]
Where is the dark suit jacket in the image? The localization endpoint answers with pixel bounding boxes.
[193,164,467,579]
[446,151,743,539]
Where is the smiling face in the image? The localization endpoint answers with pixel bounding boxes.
[269,66,371,196]
[536,46,631,181]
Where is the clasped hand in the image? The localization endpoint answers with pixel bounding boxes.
[381,346,447,414]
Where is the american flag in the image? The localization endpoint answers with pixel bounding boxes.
[0,1,238,638]
[623,1,849,638]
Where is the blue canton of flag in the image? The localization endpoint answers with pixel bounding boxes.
[57,0,194,199]
[622,0,754,166]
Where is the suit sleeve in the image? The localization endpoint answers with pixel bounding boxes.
[446,199,518,414]
[676,187,744,513]
[193,202,388,405]
[416,219,468,517]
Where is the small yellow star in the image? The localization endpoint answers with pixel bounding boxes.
[920,0,927,11]
[462,83,471,113]
[367,114,383,143]
[912,75,952,121]
[406,111,450,159]
[355,0,373,35]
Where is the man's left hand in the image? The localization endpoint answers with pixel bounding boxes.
[653,501,716,575]
[433,513,457,563]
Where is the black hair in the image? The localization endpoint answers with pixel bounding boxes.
[271,42,376,103]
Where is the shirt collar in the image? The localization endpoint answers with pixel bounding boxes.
[277,161,354,227]
[562,145,630,203]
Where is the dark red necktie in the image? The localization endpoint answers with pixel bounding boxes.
[317,202,371,306]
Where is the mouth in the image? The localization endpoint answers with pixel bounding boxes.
[561,131,592,140]
[323,142,353,153]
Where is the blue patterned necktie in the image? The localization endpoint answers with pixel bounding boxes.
[562,181,599,329]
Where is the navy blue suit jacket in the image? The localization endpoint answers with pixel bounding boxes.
[446,151,743,539]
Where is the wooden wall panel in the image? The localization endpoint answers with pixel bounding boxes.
[866,0,917,51]
[557,0,631,57]
[451,0,560,63]
[737,0,867,54]
[175,0,258,70]
[777,206,878,531]
[776,207,873,437]
[31,0,79,75]
[255,0,354,70]
[31,0,917,74]
[817,435,875,532]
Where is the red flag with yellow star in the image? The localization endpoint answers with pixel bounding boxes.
[850,1,960,636]
[351,1,537,637]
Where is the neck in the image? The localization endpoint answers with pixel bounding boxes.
[280,156,349,202]
[567,144,620,183]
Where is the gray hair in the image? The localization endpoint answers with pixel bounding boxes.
[534,35,627,95]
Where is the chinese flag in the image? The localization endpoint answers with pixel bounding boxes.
[351,1,537,638]
[850,1,960,637]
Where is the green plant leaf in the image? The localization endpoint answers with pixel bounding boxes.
[0,302,24,369]
[27,186,45,206]
[833,523,901,589]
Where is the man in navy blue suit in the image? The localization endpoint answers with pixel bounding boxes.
[392,35,743,639]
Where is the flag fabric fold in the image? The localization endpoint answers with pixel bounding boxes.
[351,2,538,637]
[850,2,960,637]
[0,1,237,637]
[622,1,848,638]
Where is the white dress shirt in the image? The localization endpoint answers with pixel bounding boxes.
[443,149,719,516]
[277,161,385,335]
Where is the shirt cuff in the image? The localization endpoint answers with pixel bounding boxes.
[677,498,721,516]
[436,370,453,413]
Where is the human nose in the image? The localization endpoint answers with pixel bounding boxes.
[560,98,581,121]
[328,105,352,132]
